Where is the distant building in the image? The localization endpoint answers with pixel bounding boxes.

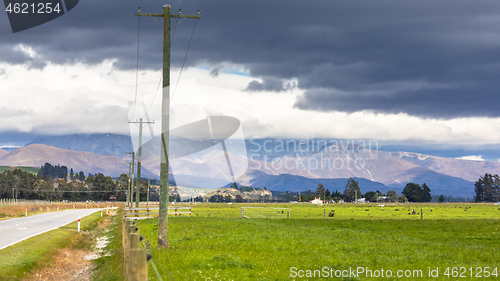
[377,196,387,202]
[310,197,324,204]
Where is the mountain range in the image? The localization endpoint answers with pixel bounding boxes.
[1,134,499,197]
[27,134,132,157]
[0,148,8,158]
[0,144,129,176]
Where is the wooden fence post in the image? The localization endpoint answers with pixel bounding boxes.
[128,233,147,281]
[123,219,134,274]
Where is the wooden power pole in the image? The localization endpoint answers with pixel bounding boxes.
[126,152,135,208]
[129,118,155,208]
[136,5,202,248]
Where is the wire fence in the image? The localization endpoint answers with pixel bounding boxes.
[123,211,164,281]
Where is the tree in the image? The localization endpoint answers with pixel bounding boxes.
[343,178,361,202]
[331,189,344,202]
[422,183,432,202]
[86,173,116,201]
[315,183,325,199]
[230,182,238,190]
[240,186,253,192]
[298,193,307,202]
[474,173,500,202]
[78,171,85,181]
[402,183,431,202]
[58,166,68,180]
[117,173,129,201]
[438,194,445,203]
[364,191,376,202]
[284,191,295,202]
[235,194,244,202]
[37,163,69,180]
[386,190,399,202]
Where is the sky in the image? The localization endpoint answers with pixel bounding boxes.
[2,0,500,160]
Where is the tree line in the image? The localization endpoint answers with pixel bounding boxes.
[38,163,85,181]
[276,178,433,203]
[474,173,500,202]
[0,163,157,202]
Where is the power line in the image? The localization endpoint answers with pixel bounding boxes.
[199,0,207,11]
[171,0,207,100]
[10,188,128,193]
[130,4,142,120]
[171,0,187,44]
[172,17,199,100]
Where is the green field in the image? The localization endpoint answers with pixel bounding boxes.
[96,203,500,280]
[0,166,39,174]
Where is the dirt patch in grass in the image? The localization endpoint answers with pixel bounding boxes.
[25,248,93,281]
[22,210,116,281]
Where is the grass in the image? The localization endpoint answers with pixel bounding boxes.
[124,203,500,281]
[188,202,500,220]
[92,208,126,281]
[0,211,105,280]
[0,166,39,174]
[0,202,116,220]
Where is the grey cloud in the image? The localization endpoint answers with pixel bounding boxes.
[209,64,225,77]
[245,77,296,92]
[0,107,32,118]
[3,0,500,118]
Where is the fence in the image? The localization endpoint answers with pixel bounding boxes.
[0,199,55,207]
[123,213,163,280]
[123,206,191,219]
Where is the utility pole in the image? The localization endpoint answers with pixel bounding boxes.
[136,5,202,248]
[147,178,150,207]
[127,162,131,207]
[129,118,155,208]
[126,152,135,208]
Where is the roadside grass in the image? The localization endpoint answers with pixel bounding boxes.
[114,203,500,281]
[0,202,115,220]
[92,208,126,281]
[0,211,104,280]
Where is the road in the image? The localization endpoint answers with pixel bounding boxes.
[0,208,101,250]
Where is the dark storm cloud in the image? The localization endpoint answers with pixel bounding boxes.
[245,77,296,92]
[2,0,500,118]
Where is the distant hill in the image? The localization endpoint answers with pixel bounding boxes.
[27,134,132,158]
[0,149,8,158]
[6,134,499,197]
[390,151,500,182]
[0,144,130,176]
[238,170,389,193]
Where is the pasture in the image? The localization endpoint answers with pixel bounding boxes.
[96,203,500,280]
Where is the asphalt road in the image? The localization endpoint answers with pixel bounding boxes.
[0,208,101,250]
